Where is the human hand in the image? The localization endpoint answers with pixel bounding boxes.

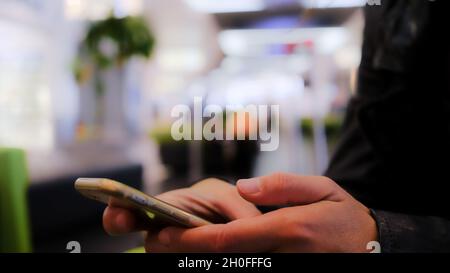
[103,178,261,236]
[144,173,378,253]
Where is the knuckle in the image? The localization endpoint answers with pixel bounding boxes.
[196,178,224,187]
[294,220,314,244]
[319,176,344,201]
[280,209,315,244]
[269,172,289,190]
[214,227,233,253]
[192,180,209,188]
[320,176,336,187]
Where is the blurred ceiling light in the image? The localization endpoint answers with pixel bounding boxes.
[219,27,348,57]
[157,48,207,72]
[184,0,265,13]
[64,0,83,20]
[89,1,113,21]
[299,0,366,8]
[335,45,361,69]
[113,0,143,18]
[218,34,247,57]
[316,28,348,54]
[64,0,143,20]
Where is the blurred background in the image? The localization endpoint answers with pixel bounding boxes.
[0,0,365,253]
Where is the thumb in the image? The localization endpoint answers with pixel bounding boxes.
[236,173,345,206]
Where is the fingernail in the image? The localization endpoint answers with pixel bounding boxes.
[237,178,261,194]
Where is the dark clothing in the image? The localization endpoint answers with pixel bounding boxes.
[325,1,450,252]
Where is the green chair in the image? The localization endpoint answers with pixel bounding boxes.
[0,148,32,253]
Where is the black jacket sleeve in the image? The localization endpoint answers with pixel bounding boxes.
[325,1,450,253]
[373,210,450,253]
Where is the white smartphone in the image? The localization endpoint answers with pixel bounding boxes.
[75,178,212,228]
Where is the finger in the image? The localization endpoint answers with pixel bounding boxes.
[144,233,172,253]
[237,173,345,206]
[148,210,292,253]
[197,187,261,220]
[160,188,261,222]
[103,206,141,235]
[216,193,262,220]
[194,179,262,219]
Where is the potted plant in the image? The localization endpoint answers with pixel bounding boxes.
[300,115,344,154]
[149,111,261,180]
[74,15,155,139]
[149,125,191,176]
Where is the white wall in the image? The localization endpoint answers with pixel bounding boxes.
[0,0,84,150]
[140,0,222,126]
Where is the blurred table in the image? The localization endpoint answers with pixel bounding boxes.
[27,141,142,184]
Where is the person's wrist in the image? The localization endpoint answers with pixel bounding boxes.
[368,209,381,243]
[361,207,381,253]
